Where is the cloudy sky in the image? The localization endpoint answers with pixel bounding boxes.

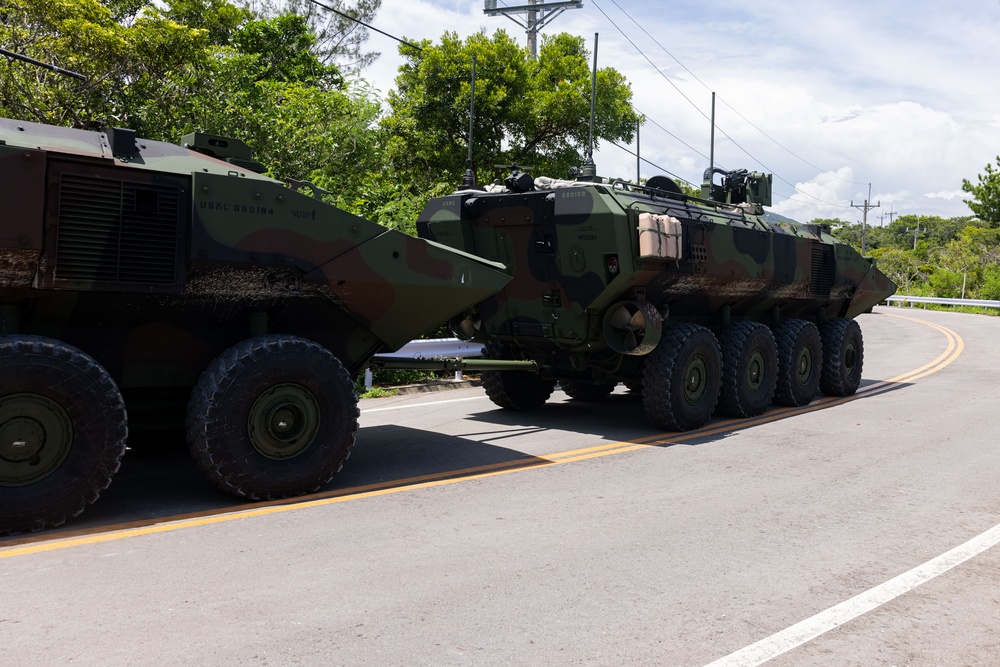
[350,0,999,224]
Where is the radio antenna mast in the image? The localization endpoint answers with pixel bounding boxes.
[461,56,479,189]
[578,32,598,181]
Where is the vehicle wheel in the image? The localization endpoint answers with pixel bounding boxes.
[772,319,822,406]
[481,339,555,410]
[642,324,722,431]
[560,381,617,402]
[186,335,358,500]
[717,321,778,418]
[819,318,864,396]
[0,336,127,534]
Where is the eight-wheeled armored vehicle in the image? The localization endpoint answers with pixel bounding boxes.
[415,163,896,431]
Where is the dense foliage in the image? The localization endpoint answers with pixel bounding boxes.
[381,31,639,188]
[962,156,1000,228]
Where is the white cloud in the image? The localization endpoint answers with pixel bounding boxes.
[925,190,966,201]
[357,0,1000,222]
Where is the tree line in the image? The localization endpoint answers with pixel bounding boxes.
[1,0,637,234]
[3,0,998,301]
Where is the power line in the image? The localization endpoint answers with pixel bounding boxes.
[605,0,867,188]
[608,140,696,188]
[306,0,423,51]
[635,112,712,163]
[590,0,857,208]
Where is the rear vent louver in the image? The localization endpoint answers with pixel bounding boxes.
[53,173,182,287]
[810,244,834,297]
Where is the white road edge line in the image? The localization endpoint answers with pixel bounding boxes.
[705,522,1000,666]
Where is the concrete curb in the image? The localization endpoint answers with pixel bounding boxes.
[380,378,483,396]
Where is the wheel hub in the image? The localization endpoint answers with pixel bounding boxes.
[796,346,813,383]
[0,393,74,486]
[844,340,858,375]
[0,416,45,462]
[247,383,321,460]
[683,356,708,404]
[746,350,765,391]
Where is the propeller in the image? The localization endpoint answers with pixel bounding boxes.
[602,301,662,356]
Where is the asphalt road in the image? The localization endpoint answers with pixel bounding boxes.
[2,306,998,666]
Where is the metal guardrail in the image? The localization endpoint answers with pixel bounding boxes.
[363,338,484,390]
[885,295,1000,310]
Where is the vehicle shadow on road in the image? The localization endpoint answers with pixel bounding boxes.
[0,423,559,545]
[1,379,910,546]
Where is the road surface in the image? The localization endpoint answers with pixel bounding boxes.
[2,307,998,665]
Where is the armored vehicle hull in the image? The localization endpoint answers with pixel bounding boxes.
[0,117,511,533]
[417,169,896,431]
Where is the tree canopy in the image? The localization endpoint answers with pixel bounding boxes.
[380,30,641,187]
[962,156,1000,227]
[0,0,382,191]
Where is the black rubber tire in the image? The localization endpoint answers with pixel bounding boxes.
[819,318,864,396]
[642,324,722,431]
[186,335,358,500]
[481,339,555,410]
[560,381,617,402]
[772,319,823,407]
[0,335,127,535]
[717,321,778,418]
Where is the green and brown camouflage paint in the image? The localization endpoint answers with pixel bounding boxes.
[417,171,896,383]
[0,117,511,392]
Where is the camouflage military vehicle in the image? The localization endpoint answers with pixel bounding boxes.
[416,163,897,431]
[0,116,511,534]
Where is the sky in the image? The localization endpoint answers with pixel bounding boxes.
[345,0,1000,224]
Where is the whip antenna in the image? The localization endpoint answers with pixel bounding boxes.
[579,33,598,180]
[461,56,478,189]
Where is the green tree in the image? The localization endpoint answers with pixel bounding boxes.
[0,0,382,189]
[164,13,379,185]
[0,0,218,133]
[156,0,249,43]
[271,0,382,72]
[381,30,640,188]
[868,246,927,295]
[962,156,1000,227]
[231,13,343,86]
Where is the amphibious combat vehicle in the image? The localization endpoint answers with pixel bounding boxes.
[415,162,897,431]
[0,117,511,534]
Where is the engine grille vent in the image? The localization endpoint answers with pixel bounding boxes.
[53,172,182,287]
[810,243,834,297]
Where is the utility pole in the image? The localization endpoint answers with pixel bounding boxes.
[907,220,923,250]
[636,118,641,184]
[483,0,584,58]
[850,183,880,256]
